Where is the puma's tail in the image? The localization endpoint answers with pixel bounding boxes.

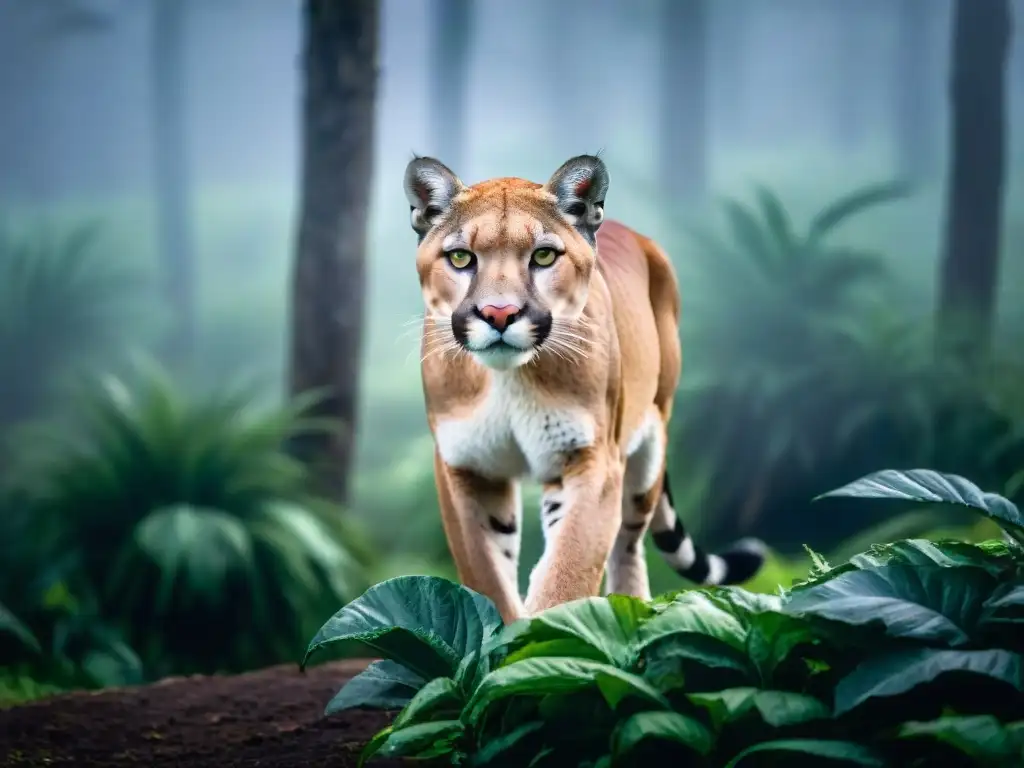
[650,473,767,586]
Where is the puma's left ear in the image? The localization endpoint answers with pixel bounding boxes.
[403,157,465,242]
[544,154,610,245]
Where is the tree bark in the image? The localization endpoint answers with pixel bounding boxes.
[936,0,1011,364]
[288,0,379,504]
[894,0,933,181]
[429,0,471,171]
[831,0,866,151]
[151,0,196,367]
[659,0,707,204]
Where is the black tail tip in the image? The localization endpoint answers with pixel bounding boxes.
[718,537,768,585]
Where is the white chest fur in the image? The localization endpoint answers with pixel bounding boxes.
[433,374,596,482]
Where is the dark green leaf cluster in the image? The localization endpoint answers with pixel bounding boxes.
[667,183,1024,552]
[0,360,370,681]
[305,469,1024,766]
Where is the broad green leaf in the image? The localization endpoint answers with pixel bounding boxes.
[724,738,885,767]
[0,601,41,654]
[835,648,1024,715]
[643,634,756,692]
[376,719,463,759]
[706,587,783,616]
[495,595,653,666]
[133,505,253,613]
[303,576,502,680]
[815,469,1024,532]
[502,637,609,667]
[848,538,1020,575]
[745,610,822,683]
[688,687,829,730]
[983,582,1024,615]
[464,657,668,723]
[784,564,996,646]
[392,677,462,729]
[455,649,491,695]
[636,590,747,653]
[358,726,392,767]
[469,721,545,766]
[611,711,713,758]
[898,716,1024,762]
[325,660,425,714]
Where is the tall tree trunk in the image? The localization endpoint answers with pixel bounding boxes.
[151,0,195,367]
[429,0,471,171]
[659,0,707,204]
[936,0,1011,364]
[288,0,379,504]
[895,0,933,181]
[832,0,866,151]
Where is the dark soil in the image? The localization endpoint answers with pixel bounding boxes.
[0,659,408,767]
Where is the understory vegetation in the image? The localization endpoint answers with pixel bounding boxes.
[305,469,1024,767]
[2,165,1024,710]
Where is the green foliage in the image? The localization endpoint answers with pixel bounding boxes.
[308,469,1024,766]
[15,360,368,676]
[0,223,150,441]
[667,182,1024,550]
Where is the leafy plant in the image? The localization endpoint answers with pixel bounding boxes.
[306,469,1024,766]
[0,487,144,698]
[668,182,1024,551]
[16,359,369,677]
[0,222,150,450]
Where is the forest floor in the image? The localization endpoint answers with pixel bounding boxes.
[0,659,411,767]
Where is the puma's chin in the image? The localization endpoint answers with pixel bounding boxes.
[471,343,536,371]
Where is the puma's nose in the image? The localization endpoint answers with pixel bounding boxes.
[477,303,520,332]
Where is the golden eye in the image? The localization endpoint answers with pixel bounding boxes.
[446,249,474,270]
[531,248,558,267]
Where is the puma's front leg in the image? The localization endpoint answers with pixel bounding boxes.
[525,445,623,614]
[433,451,525,624]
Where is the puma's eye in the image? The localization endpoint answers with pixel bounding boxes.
[446,249,474,270]
[531,248,558,268]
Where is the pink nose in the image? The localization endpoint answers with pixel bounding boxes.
[478,304,520,332]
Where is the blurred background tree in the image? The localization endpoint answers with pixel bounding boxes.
[1,0,1023,704]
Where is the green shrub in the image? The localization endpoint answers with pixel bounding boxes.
[0,488,143,697]
[0,222,152,444]
[305,469,1024,766]
[16,359,370,677]
[669,183,1024,550]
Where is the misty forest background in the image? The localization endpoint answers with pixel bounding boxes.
[2,0,1024,703]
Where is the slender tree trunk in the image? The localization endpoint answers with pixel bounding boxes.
[832,0,866,151]
[659,0,707,203]
[895,0,933,181]
[936,0,1011,364]
[288,0,379,504]
[150,0,195,367]
[429,0,471,170]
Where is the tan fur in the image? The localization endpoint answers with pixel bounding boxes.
[411,160,681,623]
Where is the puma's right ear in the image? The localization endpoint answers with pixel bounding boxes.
[403,157,465,241]
[544,154,610,246]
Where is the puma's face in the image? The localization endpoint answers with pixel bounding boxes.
[406,157,610,372]
[418,200,595,371]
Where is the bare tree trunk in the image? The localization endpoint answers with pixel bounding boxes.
[659,0,707,204]
[832,0,866,151]
[936,0,1011,364]
[895,0,934,181]
[429,0,471,170]
[288,0,379,503]
[151,0,195,367]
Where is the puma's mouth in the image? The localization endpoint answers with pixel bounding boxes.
[471,342,536,371]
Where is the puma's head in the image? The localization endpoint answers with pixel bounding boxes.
[404,154,609,371]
